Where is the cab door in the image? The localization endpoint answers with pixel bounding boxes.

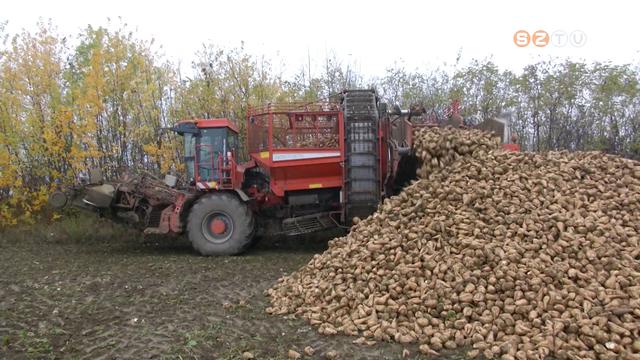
[196,128,226,182]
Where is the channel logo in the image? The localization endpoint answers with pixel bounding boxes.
[513,30,586,48]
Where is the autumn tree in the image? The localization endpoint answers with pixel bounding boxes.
[0,22,75,225]
[67,24,182,177]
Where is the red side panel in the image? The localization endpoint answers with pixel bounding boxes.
[502,143,521,152]
[269,162,342,196]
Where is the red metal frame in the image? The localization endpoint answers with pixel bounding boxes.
[169,193,187,232]
[217,151,237,187]
[246,104,344,197]
[145,192,188,235]
[194,144,238,190]
[249,102,340,114]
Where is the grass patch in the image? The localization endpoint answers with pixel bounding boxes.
[18,331,54,359]
[1,335,10,348]
[0,212,138,246]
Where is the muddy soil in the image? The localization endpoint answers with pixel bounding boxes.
[0,215,467,360]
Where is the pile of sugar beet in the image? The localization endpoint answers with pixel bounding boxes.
[267,127,640,359]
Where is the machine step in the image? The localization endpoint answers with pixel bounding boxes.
[281,212,336,236]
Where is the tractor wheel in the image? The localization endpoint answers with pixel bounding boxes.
[187,192,255,256]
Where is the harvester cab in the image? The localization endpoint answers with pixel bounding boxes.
[171,119,241,190]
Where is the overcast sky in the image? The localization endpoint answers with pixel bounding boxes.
[2,0,638,78]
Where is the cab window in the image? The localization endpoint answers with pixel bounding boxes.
[197,128,226,181]
[184,133,196,181]
[227,131,238,159]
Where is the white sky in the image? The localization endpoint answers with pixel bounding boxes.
[2,0,638,78]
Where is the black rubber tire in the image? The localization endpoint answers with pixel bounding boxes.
[187,192,255,256]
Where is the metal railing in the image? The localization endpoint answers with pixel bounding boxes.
[248,101,340,116]
[194,144,236,189]
[247,106,342,156]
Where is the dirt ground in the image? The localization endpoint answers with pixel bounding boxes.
[0,215,467,360]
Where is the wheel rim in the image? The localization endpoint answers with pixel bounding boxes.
[201,211,234,244]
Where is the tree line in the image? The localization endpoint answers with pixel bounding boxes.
[0,21,638,225]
